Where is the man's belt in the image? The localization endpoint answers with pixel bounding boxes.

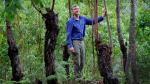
[72,39,83,41]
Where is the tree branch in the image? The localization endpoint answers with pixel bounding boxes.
[68,0,71,18]
[31,0,44,15]
[95,0,98,41]
[51,0,55,11]
[104,0,113,52]
[88,0,95,75]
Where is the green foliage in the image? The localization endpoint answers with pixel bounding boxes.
[0,0,150,83]
[33,0,46,8]
[0,78,31,84]
[46,75,57,81]
[1,0,24,22]
[135,1,150,84]
[55,61,68,82]
[136,7,150,32]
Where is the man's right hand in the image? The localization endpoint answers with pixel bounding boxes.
[102,10,108,17]
[69,47,75,53]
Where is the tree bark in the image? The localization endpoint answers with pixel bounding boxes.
[129,0,138,83]
[116,0,127,72]
[31,1,58,83]
[5,0,23,82]
[93,1,118,83]
[6,20,23,81]
[95,38,119,84]
[43,9,59,84]
[125,52,131,84]
[94,0,98,40]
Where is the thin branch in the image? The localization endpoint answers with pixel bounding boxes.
[68,0,71,18]
[104,0,113,52]
[95,0,98,40]
[88,0,95,75]
[51,0,55,11]
[31,0,44,15]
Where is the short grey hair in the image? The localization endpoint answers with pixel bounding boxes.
[71,5,78,10]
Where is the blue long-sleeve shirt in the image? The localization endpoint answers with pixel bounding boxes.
[66,15,103,48]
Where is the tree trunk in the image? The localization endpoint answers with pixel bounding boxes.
[43,9,59,84]
[116,0,127,72]
[125,51,131,84]
[129,0,138,83]
[6,20,23,81]
[61,44,70,78]
[95,38,119,84]
[5,0,23,81]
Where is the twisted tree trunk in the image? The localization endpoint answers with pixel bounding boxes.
[31,0,58,83]
[96,38,118,84]
[5,0,23,81]
[93,0,118,83]
[43,9,59,84]
[6,20,23,81]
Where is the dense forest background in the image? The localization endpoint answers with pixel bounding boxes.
[0,0,150,84]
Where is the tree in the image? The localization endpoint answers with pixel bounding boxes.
[94,0,118,83]
[116,0,127,73]
[31,0,59,84]
[125,0,138,83]
[129,0,138,83]
[5,0,23,82]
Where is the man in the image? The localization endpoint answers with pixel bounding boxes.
[66,5,108,80]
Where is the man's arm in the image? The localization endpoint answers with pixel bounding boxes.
[66,20,75,53]
[85,10,108,25]
[85,16,103,25]
[66,21,73,48]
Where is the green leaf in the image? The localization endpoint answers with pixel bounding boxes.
[1,10,6,18]
[13,0,24,10]
[18,79,31,83]
[5,7,11,13]
[6,0,12,6]
[10,5,18,14]
[6,13,15,22]
[40,0,46,8]
[13,0,20,6]
[46,75,56,81]
[34,0,41,5]
[15,4,24,10]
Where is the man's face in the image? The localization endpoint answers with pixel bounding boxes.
[72,6,80,15]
